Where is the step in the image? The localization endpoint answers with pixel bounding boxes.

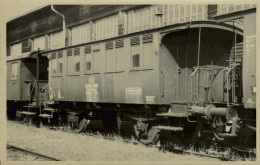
[154,126,183,131]
[45,101,55,105]
[156,112,188,118]
[23,105,40,108]
[18,111,36,116]
[43,108,56,112]
[218,133,237,138]
[39,114,53,119]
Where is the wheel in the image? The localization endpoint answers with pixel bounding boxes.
[77,118,89,133]
[133,121,160,145]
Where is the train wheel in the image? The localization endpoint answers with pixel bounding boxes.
[133,121,160,145]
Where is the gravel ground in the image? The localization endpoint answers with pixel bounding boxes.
[7,121,218,161]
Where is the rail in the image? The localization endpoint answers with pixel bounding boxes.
[7,144,62,161]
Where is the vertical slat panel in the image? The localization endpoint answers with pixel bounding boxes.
[94,14,118,41]
[33,35,46,51]
[217,4,255,15]
[49,31,64,50]
[11,43,22,57]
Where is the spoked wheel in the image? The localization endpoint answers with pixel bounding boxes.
[133,120,160,145]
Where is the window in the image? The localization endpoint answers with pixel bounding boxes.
[86,61,91,71]
[115,40,125,72]
[85,46,92,73]
[74,54,80,74]
[93,50,101,73]
[67,50,74,76]
[93,44,102,74]
[131,45,140,69]
[133,54,140,67]
[57,51,63,76]
[143,42,153,69]
[7,46,11,57]
[75,62,80,72]
[58,63,63,74]
[106,42,115,72]
[51,53,57,76]
[11,62,18,80]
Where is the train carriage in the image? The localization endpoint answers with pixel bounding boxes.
[7,4,256,153]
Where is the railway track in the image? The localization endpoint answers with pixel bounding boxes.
[9,121,254,161]
[7,144,62,161]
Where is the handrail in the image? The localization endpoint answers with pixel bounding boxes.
[41,84,49,92]
[190,68,199,77]
[30,80,36,96]
[189,68,200,103]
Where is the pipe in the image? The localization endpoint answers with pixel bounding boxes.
[51,5,66,47]
[188,105,227,120]
[196,27,201,101]
[35,49,40,107]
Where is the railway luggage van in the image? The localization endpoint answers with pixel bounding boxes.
[6,4,256,158]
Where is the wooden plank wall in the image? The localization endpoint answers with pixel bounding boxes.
[7,5,140,45]
[7,7,62,44]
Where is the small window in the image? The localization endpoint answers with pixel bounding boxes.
[131,44,140,69]
[53,68,56,75]
[58,63,63,74]
[67,56,74,75]
[11,62,18,80]
[133,54,140,67]
[85,52,92,73]
[52,59,57,76]
[75,62,80,72]
[93,50,101,73]
[86,62,91,71]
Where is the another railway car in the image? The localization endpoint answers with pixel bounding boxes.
[7,4,256,152]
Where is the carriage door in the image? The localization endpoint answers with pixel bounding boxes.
[8,61,21,100]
